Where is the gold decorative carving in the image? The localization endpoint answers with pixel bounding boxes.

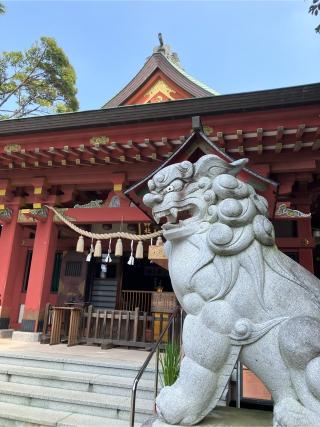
[203,125,213,136]
[90,136,109,146]
[18,209,36,223]
[74,200,103,209]
[144,79,176,103]
[4,144,22,153]
[30,206,48,222]
[0,207,12,223]
[276,203,311,218]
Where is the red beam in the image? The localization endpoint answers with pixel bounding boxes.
[54,207,150,223]
[277,237,315,248]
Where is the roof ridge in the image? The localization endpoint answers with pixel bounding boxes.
[162,52,219,96]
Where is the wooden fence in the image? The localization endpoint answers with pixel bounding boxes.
[41,304,157,349]
[120,290,153,313]
[83,306,154,348]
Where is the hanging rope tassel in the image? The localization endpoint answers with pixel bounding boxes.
[135,240,143,259]
[86,240,94,262]
[76,236,84,253]
[104,238,112,263]
[94,239,102,257]
[127,240,135,265]
[115,238,123,257]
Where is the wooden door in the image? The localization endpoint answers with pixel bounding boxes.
[88,258,121,309]
[57,251,88,305]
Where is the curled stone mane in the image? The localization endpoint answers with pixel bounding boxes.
[206,173,273,254]
[201,172,274,309]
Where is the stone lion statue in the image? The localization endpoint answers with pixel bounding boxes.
[143,155,320,427]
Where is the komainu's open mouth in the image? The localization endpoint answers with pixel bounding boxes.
[153,205,196,230]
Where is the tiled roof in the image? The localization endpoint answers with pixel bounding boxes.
[0,83,319,136]
[102,52,218,108]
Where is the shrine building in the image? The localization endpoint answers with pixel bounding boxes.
[0,36,320,404]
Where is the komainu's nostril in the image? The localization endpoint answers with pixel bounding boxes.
[143,193,163,207]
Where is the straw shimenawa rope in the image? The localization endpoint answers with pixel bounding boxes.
[46,205,163,241]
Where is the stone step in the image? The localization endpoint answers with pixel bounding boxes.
[0,381,153,422]
[0,351,155,380]
[0,363,155,400]
[58,413,141,427]
[0,401,139,427]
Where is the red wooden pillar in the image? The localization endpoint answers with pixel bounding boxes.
[0,207,24,328]
[296,204,314,273]
[21,210,58,332]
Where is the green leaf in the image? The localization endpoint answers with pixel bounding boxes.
[0,36,79,119]
[159,342,181,387]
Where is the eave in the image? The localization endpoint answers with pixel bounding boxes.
[125,126,278,220]
[0,83,319,137]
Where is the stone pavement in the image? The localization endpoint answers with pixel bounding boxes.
[144,407,273,426]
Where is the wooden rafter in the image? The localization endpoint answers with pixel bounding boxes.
[276,126,284,141]
[296,124,306,139]
[257,128,263,143]
[0,125,319,171]
[293,141,303,152]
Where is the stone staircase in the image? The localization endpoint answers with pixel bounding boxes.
[0,351,156,426]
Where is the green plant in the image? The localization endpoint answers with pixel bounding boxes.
[160,342,181,387]
[0,37,79,119]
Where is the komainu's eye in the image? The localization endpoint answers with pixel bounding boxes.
[163,180,184,194]
[164,185,174,193]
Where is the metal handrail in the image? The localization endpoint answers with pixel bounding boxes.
[130,306,182,427]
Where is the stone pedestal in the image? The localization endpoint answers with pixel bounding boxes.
[12,331,42,342]
[0,329,13,339]
[142,407,273,427]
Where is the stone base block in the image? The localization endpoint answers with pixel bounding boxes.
[12,331,42,342]
[0,317,10,329]
[0,329,14,339]
[142,407,273,427]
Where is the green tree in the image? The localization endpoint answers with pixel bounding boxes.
[0,37,79,119]
[309,0,320,33]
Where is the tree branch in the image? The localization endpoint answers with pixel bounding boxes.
[0,46,48,108]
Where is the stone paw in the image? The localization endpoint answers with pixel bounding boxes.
[156,384,208,425]
[274,398,320,427]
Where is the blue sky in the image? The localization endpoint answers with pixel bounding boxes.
[1,1,319,111]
